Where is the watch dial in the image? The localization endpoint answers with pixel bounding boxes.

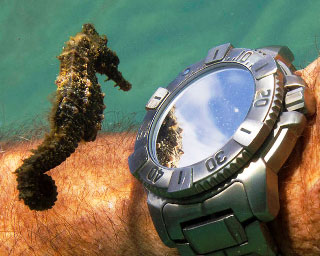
[154,66,255,168]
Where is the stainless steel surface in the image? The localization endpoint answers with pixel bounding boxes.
[204,43,233,64]
[129,46,287,198]
[284,74,306,89]
[261,111,306,173]
[148,109,305,255]
[162,183,253,241]
[183,214,247,254]
[145,87,169,110]
[255,46,294,63]
[129,43,313,256]
[285,87,316,115]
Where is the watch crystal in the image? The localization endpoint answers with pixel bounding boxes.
[154,66,255,168]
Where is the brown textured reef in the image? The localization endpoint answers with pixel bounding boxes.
[156,106,184,168]
[14,24,131,211]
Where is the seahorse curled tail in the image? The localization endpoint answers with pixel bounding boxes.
[15,24,132,211]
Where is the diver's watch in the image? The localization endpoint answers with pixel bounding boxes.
[128,43,315,256]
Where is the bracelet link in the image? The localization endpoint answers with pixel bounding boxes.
[176,218,278,256]
[157,181,280,255]
[182,213,247,254]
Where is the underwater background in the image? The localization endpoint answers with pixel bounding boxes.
[1,0,320,136]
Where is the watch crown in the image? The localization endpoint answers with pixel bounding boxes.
[285,87,316,115]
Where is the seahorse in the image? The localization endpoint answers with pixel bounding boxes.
[14,24,131,211]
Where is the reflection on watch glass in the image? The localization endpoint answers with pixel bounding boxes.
[155,66,255,168]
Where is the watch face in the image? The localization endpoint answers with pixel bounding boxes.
[152,66,255,168]
[129,44,284,198]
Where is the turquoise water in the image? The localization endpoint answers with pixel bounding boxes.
[1,0,320,132]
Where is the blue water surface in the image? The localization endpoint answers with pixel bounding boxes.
[0,0,319,131]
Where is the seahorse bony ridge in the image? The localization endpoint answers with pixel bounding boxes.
[15,23,132,210]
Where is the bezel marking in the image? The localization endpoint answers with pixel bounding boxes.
[145,87,169,110]
[140,161,171,189]
[128,146,149,175]
[233,119,270,153]
[251,55,278,80]
[168,168,193,193]
[128,44,286,199]
[204,43,233,64]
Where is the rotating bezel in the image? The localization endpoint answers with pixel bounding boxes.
[128,43,284,199]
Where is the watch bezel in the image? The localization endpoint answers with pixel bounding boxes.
[129,43,284,199]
